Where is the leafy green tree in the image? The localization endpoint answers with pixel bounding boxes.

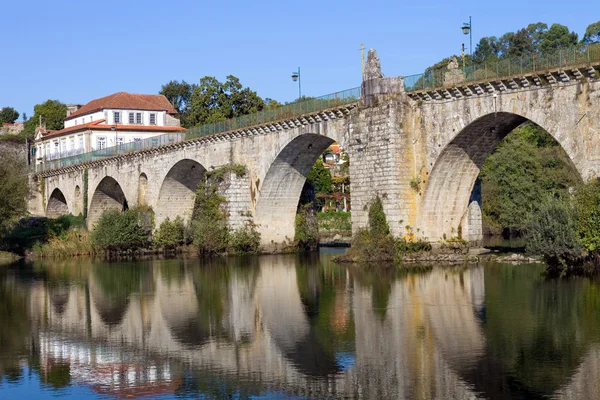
[574,180,600,256]
[307,158,332,195]
[186,75,265,127]
[0,150,28,237]
[368,196,390,238]
[525,195,582,267]
[508,28,535,57]
[154,216,185,250]
[264,98,283,109]
[23,100,67,136]
[473,37,500,63]
[526,22,549,51]
[582,21,600,44]
[192,179,229,255]
[0,107,19,124]
[159,80,193,123]
[91,209,151,252]
[540,24,578,52]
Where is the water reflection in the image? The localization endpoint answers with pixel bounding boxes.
[1,256,600,398]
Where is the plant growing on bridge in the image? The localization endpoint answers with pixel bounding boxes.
[192,177,229,256]
[294,204,319,252]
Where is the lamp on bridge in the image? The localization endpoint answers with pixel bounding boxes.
[461,16,472,59]
[291,67,301,100]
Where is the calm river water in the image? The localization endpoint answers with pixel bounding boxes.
[1,250,600,399]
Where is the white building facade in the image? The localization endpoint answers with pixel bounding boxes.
[34,92,184,164]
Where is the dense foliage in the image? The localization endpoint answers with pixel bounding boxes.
[294,204,319,252]
[0,107,19,124]
[90,208,151,252]
[0,149,28,238]
[160,76,265,129]
[480,122,580,236]
[23,99,67,137]
[154,216,185,250]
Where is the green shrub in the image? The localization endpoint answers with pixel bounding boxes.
[317,212,351,231]
[525,195,582,267]
[154,216,185,250]
[34,230,93,258]
[368,196,390,237]
[574,180,600,257]
[192,180,229,256]
[295,204,319,251]
[229,223,261,254]
[91,209,151,252]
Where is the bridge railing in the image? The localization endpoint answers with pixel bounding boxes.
[34,86,361,173]
[403,44,600,92]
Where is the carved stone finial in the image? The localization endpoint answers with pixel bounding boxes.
[447,57,459,71]
[364,49,383,80]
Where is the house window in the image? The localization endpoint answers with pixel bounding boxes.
[61,139,67,153]
[113,111,121,124]
[54,141,59,154]
[45,143,50,157]
[78,136,84,149]
[97,136,106,150]
[69,137,75,150]
[117,137,124,146]
[149,113,156,125]
[133,137,141,142]
[129,112,135,124]
[136,112,142,124]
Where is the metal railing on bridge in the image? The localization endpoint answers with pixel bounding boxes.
[403,44,600,92]
[35,86,361,173]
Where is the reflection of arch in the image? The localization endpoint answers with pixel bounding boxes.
[418,113,582,242]
[87,176,128,229]
[73,185,82,215]
[255,133,336,244]
[46,188,69,218]
[155,159,206,226]
[138,173,148,206]
[49,285,70,315]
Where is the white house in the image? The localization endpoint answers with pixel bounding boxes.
[34,92,185,164]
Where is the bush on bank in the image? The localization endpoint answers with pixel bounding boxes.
[91,208,152,252]
[334,196,431,264]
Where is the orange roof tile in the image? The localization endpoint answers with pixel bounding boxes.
[43,119,185,138]
[65,92,177,121]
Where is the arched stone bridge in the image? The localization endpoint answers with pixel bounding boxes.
[29,49,600,247]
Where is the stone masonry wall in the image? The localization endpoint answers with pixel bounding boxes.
[219,171,253,231]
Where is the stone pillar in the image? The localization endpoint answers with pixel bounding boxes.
[460,179,483,246]
[27,174,45,217]
[219,171,253,231]
[349,49,415,237]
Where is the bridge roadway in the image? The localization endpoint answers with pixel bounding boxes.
[28,47,600,247]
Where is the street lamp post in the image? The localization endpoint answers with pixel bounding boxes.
[461,16,472,59]
[291,67,301,100]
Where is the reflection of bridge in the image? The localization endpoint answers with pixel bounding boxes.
[28,46,600,247]
[23,258,600,398]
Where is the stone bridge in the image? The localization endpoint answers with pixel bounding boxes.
[29,49,600,246]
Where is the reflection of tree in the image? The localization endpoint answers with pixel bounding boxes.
[91,262,152,327]
[349,266,401,321]
[293,255,356,376]
[0,274,31,383]
[463,264,598,398]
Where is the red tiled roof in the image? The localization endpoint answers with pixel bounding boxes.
[43,119,185,138]
[65,92,178,121]
[2,122,23,127]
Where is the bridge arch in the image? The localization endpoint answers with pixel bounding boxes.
[155,159,206,226]
[418,111,582,242]
[87,176,129,229]
[255,133,336,245]
[46,188,69,218]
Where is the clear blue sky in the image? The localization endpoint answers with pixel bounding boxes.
[1,0,597,120]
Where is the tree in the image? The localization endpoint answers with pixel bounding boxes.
[264,98,283,110]
[582,21,600,44]
[540,24,578,52]
[186,75,265,127]
[508,28,535,57]
[0,107,19,124]
[0,149,28,237]
[526,22,549,51]
[23,100,67,136]
[160,80,193,114]
[473,37,500,63]
[307,158,332,195]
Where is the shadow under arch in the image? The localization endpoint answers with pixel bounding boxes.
[255,133,336,244]
[155,159,206,226]
[46,188,69,218]
[418,112,582,242]
[87,176,128,229]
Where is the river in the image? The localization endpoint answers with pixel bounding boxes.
[1,250,600,399]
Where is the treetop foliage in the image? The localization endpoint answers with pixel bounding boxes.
[23,99,67,136]
[0,107,19,124]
